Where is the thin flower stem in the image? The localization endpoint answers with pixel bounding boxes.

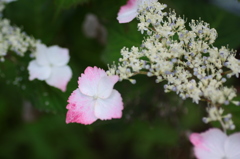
[133,71,148,76]
[214,106,227,134]
[219,117,227,134]
[221,70,232,75]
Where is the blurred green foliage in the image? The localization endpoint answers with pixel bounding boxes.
[54,0,89,10]
[0,0,240,158]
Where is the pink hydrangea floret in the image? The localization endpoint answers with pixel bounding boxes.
[66,66,124,125]
[117,0,157,23]
[189,128,240,159]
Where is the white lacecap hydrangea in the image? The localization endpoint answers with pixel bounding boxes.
[107,1,240,131]
[0,0,37,62]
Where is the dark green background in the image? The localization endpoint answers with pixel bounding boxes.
[0,0,240,158]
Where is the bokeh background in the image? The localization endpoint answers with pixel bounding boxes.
[1,0,240,158]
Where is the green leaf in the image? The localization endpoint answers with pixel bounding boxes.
[4,0,63,44]
[0,55,70,114]
[130,120,179,158]
[102,21,143,64]
[0,115,98,159]
[54,0,89,10]
[180,99,203,128]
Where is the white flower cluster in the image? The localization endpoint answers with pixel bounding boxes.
[203,106,235,131]
[0,0,37,62]
[107,1,240,130]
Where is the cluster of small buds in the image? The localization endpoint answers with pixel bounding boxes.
[203,106,235,130]
[0,1,37,62]
[107,1,240,129]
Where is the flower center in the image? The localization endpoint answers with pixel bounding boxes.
[93,95,98,100]
[49,63,53,68]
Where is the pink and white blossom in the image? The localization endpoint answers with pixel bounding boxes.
[27,43,72,92]
[117,0,157,23]
[66,66,123,125]
[189,128,240,159]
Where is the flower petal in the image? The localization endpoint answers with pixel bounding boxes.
[47,45,70,66]
[117,0,138,23]
[94,90,123,120]
[78,66,107,96]
[193,150,222,159]
[35,43,50,66]
[225,132,240,159]
[66,89,97,125]
[27,60,51,81]
[190,128,226,159]
[97,75,119,99]
[45,66,72,92]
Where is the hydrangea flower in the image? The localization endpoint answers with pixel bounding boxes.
[66,66,123,125]
[189,128,240,159]
[117,0,157,23]
[28,43,72,92]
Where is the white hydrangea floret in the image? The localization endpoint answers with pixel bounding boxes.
[27,43,72,92]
